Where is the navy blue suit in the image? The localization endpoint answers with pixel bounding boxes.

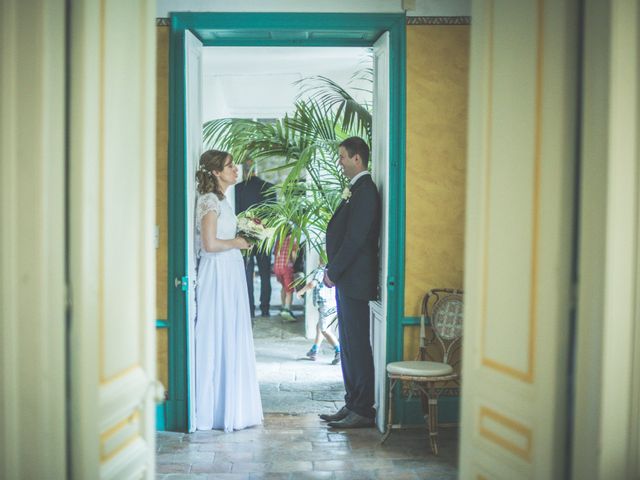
[235,176,275,316]
[326,173,380,419]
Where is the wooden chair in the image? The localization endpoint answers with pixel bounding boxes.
[381,288,463,455]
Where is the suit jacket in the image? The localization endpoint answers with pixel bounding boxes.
[326,174,380,301]
[235,176,275,214]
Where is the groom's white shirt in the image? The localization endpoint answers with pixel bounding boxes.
[349,170,370,186]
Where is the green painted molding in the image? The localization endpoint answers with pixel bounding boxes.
[168,11,407,433]
[401,316,423,326]
[156,403,167,431]
[171,12,405,47]
[400,396,460,425]
[387,19,407,370]
[167,21,189,432]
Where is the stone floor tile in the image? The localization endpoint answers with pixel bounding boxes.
[263,441,313,452]
[157,453,177,464]
[206,474,252,480]
[326,433,350,443]
[197,442,241,452]
[173,454,215,466]
[247,473,291,480]
[162,474,210,480]
[350,459,395,471]
[313,459,353,471]
[190,461,233,474]
[332,470,376,480]
[372,470,418,480]
[156,463,191,474]
[311,441,351,450]
[159,443,202,454]
[214,451,255,462]
[288,472,334,480]
[268,449,344,462]
[410,470,456,480]
[265,460,313,473]
[231,461,270,473]
[312,391,346,401]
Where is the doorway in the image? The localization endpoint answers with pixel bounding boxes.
[165,12,406,433]
[199,44,372,417]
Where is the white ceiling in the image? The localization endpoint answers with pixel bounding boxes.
[157,0,470,17]
[203,47,372,120]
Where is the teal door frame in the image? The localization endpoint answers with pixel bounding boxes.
[166,12,406,432]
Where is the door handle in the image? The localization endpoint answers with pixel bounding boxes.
[174,276,188,292]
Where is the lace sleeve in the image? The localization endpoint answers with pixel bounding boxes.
[196,193,220,227]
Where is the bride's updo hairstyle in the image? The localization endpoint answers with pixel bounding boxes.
[196,149,231,200]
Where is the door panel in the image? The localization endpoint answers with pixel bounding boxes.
[0,1,66,478]
[371,32,390,432]
[69,1,158,478]
[459,1,578,478]
[185,29,203,432]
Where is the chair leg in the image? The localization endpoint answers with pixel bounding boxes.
[380,377,396,444]
[427,390,439,456]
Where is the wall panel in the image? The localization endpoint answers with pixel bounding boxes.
[404,24,469,322]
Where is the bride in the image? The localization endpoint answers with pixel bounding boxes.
[194,149,263,432]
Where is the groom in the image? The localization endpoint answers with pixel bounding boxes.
[321,136,380,428]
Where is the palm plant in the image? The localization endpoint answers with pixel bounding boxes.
[202,71,372,262]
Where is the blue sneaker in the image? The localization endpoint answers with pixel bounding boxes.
[331,351,341,365]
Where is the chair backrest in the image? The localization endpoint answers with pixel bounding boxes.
[419,288,464,364]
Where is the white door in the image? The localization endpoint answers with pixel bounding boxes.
[68,1,159,478]
[371,31,390,432]
[0,1,66,478]
[459,1,578,478]
[185,29,203,432]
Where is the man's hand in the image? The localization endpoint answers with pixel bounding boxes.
[323,270,335,288]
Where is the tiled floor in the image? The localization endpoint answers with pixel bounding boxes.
[253,311,345,416]
[156,414,459,479]
[157,297,459,478]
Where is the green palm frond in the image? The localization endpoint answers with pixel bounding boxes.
[203,68,372,259]
[294,75,372,142]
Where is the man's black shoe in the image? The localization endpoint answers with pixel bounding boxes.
[327,411,375,429]
[319,406,349,422]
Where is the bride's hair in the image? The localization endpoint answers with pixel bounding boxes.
[196,149,231,200]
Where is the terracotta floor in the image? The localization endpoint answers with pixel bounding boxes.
[156,297,459,479]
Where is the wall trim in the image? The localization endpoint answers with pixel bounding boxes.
[402,316,422,326]
[406,16,471,26]
[158,16,472,27]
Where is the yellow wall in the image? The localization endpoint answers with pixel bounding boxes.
[153,23,470,374]
[156,26,169,391]
[404,25,469,359]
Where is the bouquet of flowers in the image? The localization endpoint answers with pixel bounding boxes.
[236,216,275,244]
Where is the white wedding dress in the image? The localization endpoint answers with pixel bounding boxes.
[194,192,263,432]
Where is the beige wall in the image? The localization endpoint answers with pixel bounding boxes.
[156,26,169,390]
[403,25,469,359]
